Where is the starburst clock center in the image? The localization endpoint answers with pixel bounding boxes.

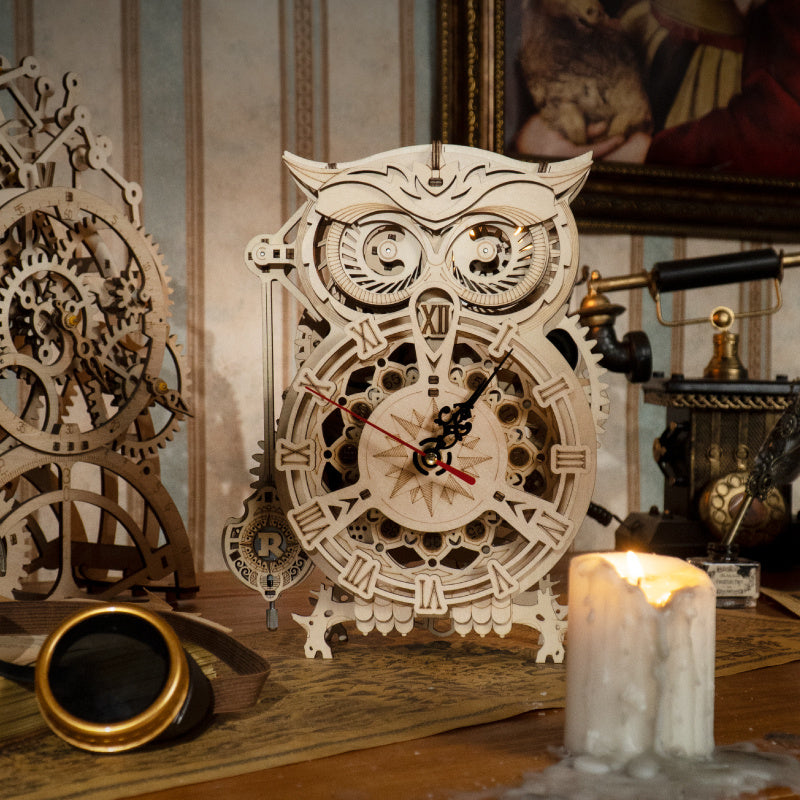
[360,387,502,531]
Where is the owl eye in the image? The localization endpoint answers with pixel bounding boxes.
[324,220,423,308]
[363,227,417,275]
[468,232,503,272]
[447,221,550,311]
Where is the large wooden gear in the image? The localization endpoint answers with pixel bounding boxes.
[0,55,195,600]
[227,143,606,658]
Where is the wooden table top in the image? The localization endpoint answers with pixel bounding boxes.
[123,570,800,800]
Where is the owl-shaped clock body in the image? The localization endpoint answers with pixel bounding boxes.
[250,144,605,654]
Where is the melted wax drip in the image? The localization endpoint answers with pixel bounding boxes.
[456,745,800,800]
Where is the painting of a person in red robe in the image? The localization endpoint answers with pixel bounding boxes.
[513,0,800,179]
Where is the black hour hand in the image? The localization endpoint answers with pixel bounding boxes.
[428,408,472,452]
[434,349,513,448]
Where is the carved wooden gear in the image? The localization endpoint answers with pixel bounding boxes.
[0,55,194,599]
[548,310,610,445]
[0,187,172,454]
[0,447,195,600]
[239,144,603,657]
[115,335,191,464]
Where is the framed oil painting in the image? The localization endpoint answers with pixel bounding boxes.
[438,0,800,242]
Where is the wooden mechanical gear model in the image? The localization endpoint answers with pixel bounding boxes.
[224,143,608,659]
[0,56,195,600]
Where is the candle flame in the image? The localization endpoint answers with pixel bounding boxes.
[623,550,644,586]
[617,551,674,606]
[600,552,709,608]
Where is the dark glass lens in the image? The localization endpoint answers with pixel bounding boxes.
[48,614,170,723]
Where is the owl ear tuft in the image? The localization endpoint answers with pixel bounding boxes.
[283,152,344,196]
[542,151,593,204]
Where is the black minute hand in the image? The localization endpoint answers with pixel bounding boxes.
[433,349,514,448]
[460,348,514,415]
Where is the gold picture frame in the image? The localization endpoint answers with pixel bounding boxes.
[437,0,800,242]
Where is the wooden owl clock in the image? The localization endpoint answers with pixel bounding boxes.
[223,143,608,659]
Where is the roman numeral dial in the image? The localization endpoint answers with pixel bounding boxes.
[275,309,597,607]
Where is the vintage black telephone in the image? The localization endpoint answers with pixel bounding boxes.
[576,247,800,563]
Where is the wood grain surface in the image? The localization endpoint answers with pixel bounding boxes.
[5,569,800,800]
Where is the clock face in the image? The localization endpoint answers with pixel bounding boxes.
[275,288,596,614]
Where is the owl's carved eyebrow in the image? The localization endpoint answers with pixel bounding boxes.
[399,185,423,202]
[347,165,409,182]
[486,168,528,178]
[415,220,454,237]
[462,164,487,182]
[386,164,408,181]
[348,166,384,175]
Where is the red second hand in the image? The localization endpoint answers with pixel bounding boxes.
[304,386,476,486]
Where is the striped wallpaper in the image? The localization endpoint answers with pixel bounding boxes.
[2,0,796,572]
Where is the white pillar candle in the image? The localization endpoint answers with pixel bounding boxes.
[565,552,716,762]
